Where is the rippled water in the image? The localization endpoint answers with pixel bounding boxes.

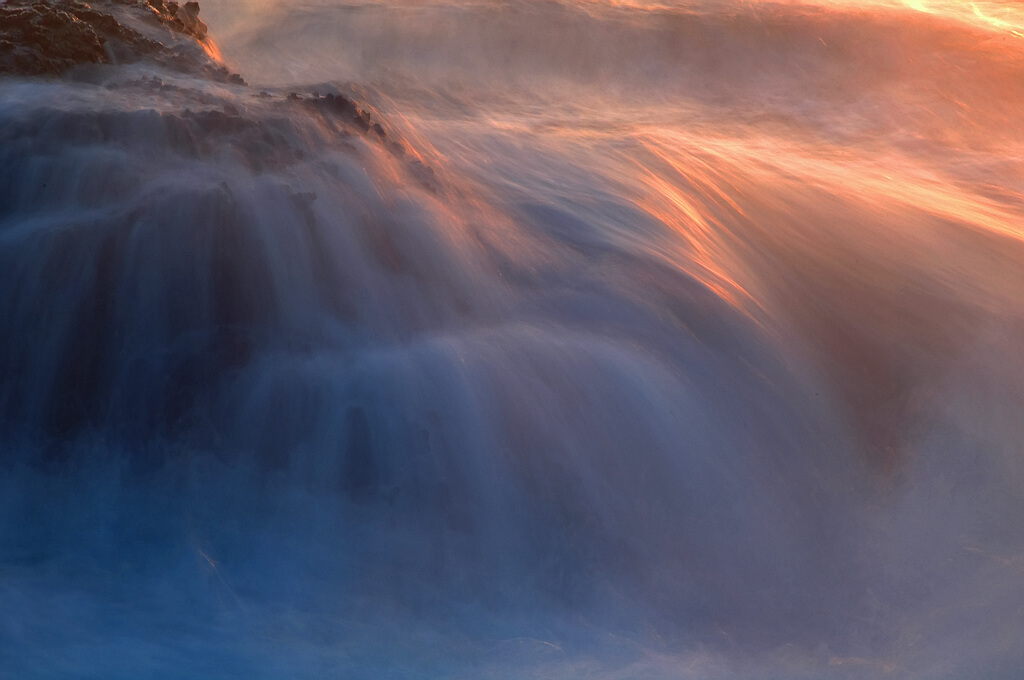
[2,1,1024,677]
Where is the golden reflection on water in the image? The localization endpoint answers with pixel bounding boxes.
[390,75,1024,474]
[290,0,1024,339]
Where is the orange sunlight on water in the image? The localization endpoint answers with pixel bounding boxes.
[6,0,1024,676]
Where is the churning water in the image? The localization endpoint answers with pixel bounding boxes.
[2,0,1024,677]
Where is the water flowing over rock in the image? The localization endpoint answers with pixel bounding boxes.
[2,1,1024,678]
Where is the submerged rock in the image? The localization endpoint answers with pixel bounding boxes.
[301,91,395,146]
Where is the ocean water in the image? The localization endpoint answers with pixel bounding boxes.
[2,0,1024,677]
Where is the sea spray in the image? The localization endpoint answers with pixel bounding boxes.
[2,0,1024,677]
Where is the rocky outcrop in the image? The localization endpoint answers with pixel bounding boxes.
[1,0,115,75]
[302,93,388,141]
[0,0,414,157]
[0,0,243,82]
[146,0,206,42]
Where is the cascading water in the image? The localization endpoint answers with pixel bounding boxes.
[2,0,1024,677]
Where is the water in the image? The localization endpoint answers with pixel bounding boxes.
[2,0,1024,677]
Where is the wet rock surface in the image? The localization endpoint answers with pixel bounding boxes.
[1,0,115,75]
[146,0,206,42]
[0,0,412,169]
[301,92,390,143]
[0,0,242,82]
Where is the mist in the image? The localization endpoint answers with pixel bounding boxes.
[2,0,1024,677]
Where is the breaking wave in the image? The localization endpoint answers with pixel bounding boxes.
[2,0,1024,677]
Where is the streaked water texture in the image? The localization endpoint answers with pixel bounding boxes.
[2,0,1024,677]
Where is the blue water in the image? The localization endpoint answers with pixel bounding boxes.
[2,1,1024,677]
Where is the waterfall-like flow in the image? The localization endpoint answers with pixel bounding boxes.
[2,1,1024,677]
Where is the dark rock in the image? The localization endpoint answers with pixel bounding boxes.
[0,2,108,76]
[0,0,238,82]
[329,93,355,115]
[171,0,206,41]
[352,109,371,132]
[294,92,395,145]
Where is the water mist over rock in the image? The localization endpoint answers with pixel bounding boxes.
[2,1,1024,678]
